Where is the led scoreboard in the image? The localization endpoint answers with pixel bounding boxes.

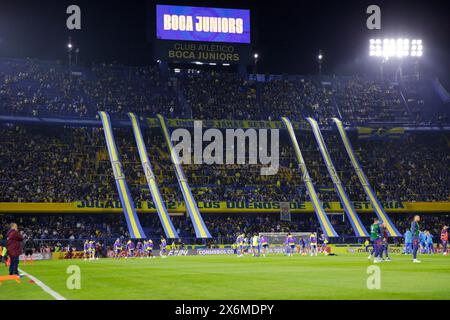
[154,5,251,64]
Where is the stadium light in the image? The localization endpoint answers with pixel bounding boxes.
[369,38,423,58]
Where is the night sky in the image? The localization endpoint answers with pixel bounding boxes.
[0,0,448,77]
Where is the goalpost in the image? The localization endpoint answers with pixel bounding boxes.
[259,232,312,246]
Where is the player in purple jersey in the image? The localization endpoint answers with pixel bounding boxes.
[260,235,269,257]
[83,240,89,261]
[160,237,167,258]
[299,237,307,256]
[126,240,135,259]
[144,240,155,259]
[285,233,296,256]
[113,239,122,259]
[88,240,96,260]
[136,241,144,258]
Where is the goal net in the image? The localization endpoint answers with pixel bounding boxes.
[259,232,312,245]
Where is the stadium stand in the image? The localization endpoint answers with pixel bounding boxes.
[0,58,449,246]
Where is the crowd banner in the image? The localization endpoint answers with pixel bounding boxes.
[98,111,146,239]
[128,113,179,239]
[333,118,401,237]
[281,117,338,237]
[1,201,450,214]
[157,114,211,238]
[307,118,369,237]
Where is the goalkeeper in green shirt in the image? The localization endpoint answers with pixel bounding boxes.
[368,217,383,263]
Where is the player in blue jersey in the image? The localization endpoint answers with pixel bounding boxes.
[310,233,318,256]
[419,231,427,254]
[160,236,167,258]
[411,215,421,263]
[113,238,122,259]
[260,235,269,257]
[403,229,412,254]
[425,231,434,254]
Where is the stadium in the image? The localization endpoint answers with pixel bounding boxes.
[0,0,449,305]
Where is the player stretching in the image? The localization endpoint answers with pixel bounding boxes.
[260,235,269,257]
[83,240,89,261]
[113,239,122,259]
[411,215,421,263]
[160,236,167,258]
[368,218,383,263]
[381,223,391,261]
[441,226,448,255]
[310,233,318,256]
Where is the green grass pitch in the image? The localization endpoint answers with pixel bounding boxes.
[1,254,449,300]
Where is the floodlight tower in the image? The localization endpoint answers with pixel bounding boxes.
[67,37,73,68]
[369,38,423,81]
[317,50,323,76]
[253,52,259,74]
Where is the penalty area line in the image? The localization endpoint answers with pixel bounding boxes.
[18,268,67,300]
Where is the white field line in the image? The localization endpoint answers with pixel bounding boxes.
[18,268,66,300]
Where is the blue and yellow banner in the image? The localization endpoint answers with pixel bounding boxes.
[98,111,146,239]
[128,113,179,239]
[1,200,449,214]
[333,118,401,237]
[281,117,338,237]
[307,118,369,237]
[157,114,211,238]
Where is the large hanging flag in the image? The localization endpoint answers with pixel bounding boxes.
[281,117,338,237]
[333,118,401,237]
[98,111,146,239]
[306,117,369,237]
[128,113,179,239]
[157,114,211,238]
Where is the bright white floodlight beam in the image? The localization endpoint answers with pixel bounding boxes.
[369,38,423,58]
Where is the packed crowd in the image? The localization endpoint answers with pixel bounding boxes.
[0,59,179,119]
[0,124,448,204]
[1,58,448,124]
